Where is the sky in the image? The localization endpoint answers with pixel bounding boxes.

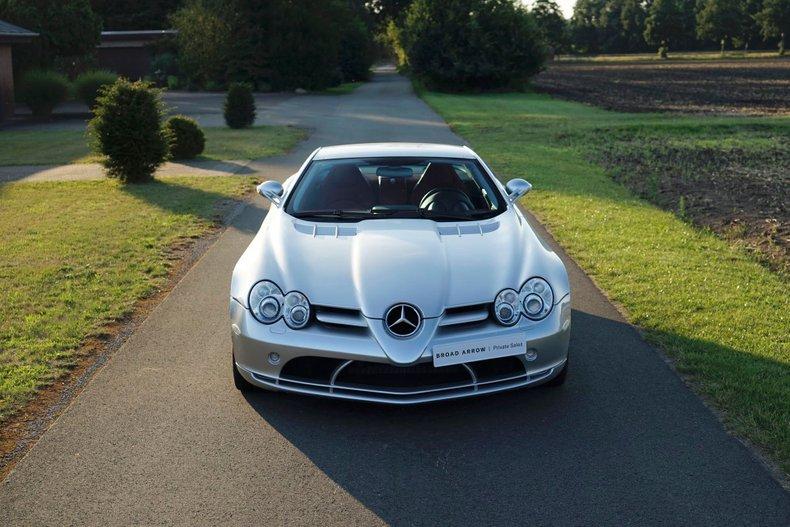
[556,0,575,18]
[522,0,576,18]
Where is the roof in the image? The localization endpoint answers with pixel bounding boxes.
[99,30,177,46]
[313,143,475,161]
[0,19,38,44]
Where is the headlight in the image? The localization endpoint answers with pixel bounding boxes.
[248,280,311,328]
[494,288,520,325]
[249,280,283,324]
[520,277,553,320]
[283,291,311,329]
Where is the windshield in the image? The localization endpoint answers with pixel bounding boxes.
[285,157,505,222]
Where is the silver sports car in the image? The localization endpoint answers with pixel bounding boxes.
[230,143,571,403]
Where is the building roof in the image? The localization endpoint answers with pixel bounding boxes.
[99,30,177,47]
[0,19,38,44]
[313,143,475,161]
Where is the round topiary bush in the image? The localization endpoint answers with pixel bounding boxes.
[74,70,119,109]
[89,79,168,183]
[223,82,256,128]
[18,70,70,118]
[164,115,206,160]
[398,0,547,91]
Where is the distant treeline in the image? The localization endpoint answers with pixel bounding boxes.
[1,0,786,92]
[540,0,787,55]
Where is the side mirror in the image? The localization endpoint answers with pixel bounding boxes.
[506,178,532,203]
[257,180,284,207]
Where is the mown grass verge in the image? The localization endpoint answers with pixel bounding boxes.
[420,90,790,473]
[0,125,305,166]
[0,176,253,422]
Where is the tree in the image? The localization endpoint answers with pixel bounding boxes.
[367,0,415,25]
[0,0,102,72]
[398,0,546,91]
[756,0,790,54]
[171,0,232,88]
[570,0,606,53]
[531,0,569,54]
[644,0,684,51]
[619,0,648,51]
[173,0,374,90]
[90,0,181,30]
[696,0,746,52]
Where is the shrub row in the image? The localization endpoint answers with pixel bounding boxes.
[18,69,119,118]
[88,79,260,183]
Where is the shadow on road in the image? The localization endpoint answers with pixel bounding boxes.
[118,179,264,235]
[242,309,789,526]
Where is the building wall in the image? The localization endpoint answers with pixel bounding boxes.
[0,45,14,122]
[98,46,152,80]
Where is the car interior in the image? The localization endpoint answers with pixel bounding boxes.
[293,160,500,215]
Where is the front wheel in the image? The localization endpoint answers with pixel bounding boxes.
[233,354,257,392]
[543,359,568,387]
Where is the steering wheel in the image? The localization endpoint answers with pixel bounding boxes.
[419,188,474,214]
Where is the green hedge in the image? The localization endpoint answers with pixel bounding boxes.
[398,0,546,91]
[18,70,69,118]
[74,70,119,109]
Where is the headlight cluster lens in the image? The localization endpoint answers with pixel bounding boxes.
[494,288,520,326]
[493,277,555,325]
[283,291,310,329]
[248,280,311,328]
[519,277,553,320]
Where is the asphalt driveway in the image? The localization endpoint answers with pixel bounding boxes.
[1,67,787,526]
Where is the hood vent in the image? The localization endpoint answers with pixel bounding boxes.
[437,221,499,237]
[293,221,358,237]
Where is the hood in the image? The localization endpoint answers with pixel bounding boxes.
[231,208,569,319]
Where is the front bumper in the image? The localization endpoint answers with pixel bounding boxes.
[230,295,571,404]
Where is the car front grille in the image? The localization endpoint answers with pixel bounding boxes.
[263,355,554,402]
[313,303,493,332]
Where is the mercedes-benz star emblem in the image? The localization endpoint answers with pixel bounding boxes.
[384,304,421,338]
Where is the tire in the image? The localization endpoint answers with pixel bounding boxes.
[233,354,257,392]
[544,359,568,387]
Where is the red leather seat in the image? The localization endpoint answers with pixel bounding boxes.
[313,164,375,210]
[410,163,465,205]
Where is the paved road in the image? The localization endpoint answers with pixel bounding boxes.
[1,68,788,526]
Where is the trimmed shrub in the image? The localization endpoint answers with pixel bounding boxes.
[18,70,69,118]
[223,83,256,129]
[164,115,205,160]
[74,70,119,109]
[398,0,547,91]
[89,79,168,183]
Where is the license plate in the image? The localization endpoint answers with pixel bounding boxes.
[432,333,527,367]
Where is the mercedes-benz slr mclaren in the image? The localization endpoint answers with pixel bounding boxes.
[230,143,571,404]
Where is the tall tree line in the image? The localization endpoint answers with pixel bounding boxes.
[568,0,788,54]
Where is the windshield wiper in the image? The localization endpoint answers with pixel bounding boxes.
[291,209,373,219]
[418,209,495,221]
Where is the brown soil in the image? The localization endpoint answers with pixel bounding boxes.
[592,141,789,274]
[534,58,790,115]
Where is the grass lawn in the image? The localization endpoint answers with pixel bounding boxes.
[0,176,254,422]
[0,125,305,166]
[420,90,790,473]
